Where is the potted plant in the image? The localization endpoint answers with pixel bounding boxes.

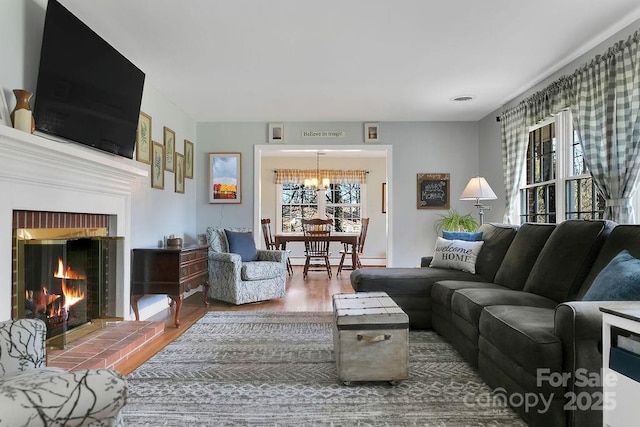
[434,209,479,233]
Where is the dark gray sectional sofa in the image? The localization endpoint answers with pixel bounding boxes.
[351,220,640,427]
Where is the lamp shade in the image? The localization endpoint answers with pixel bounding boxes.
[460,176,497,200]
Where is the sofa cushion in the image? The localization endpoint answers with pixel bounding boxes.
[451,288,558,339]
[431,280,505,310]
[493,223,556,291]
[523,220,614,303]
[473,223,519,282]
[350,267,484,296]
[241,261,282,280]
[582,250,640,301]
[577,224,640,299]
[442,230,483,241]
[429,237,484,274]
[479,305,562,374]
[225,229,258,262]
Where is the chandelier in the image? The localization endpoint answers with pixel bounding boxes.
[304,151,330,190]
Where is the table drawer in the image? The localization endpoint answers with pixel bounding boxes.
[180,249,208,263]
[180,259,208,278]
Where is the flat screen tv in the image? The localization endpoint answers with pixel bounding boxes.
[33,0,145,159]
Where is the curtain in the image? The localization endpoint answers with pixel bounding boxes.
[500,104,528,223]
[500,77,573,223]
[274,169,367,184]
[570,30,640,223]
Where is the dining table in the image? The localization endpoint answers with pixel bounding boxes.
[274,232,359,270]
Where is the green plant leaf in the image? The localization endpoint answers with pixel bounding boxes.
[434,209,479,233]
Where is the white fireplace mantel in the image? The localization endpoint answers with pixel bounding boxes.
[0,125,147,320]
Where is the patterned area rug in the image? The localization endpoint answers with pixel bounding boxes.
[123,312,525,426]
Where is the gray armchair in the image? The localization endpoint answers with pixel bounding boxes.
[0,318,127,426]
[206,227,287,305]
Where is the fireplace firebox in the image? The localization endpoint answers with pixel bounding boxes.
[15,228,122,348]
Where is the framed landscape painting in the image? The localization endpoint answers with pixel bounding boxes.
[164,126,176,172]
[151,141,165,190]
[208,152,241,204]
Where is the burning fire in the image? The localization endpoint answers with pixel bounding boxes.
[54,258,86,312]
[54,258,86,280]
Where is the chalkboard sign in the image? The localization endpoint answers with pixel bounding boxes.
[417,173,450,209]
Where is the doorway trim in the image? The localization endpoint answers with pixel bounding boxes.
[253,144,393,266]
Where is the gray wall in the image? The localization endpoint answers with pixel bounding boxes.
[196,121,482,267]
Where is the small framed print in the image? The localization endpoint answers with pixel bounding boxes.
[135,111,152,164]
[364,122,380,143]
[268,123,284,143]
[164,126,176,172]
[184,139,194,179]
[0,86,10,127]
[151,141,165,190]
[175,152,185,193]
[209,152,241,204]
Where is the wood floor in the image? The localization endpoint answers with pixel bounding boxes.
[116,266,355,375]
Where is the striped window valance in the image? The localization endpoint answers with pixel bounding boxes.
[274,169,368,184]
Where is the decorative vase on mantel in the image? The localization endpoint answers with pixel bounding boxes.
[10,89,35,134]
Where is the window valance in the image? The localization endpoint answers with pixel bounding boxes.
[274,169,368,184]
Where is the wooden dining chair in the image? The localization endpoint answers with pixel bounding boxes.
[261,218,293,275]
[337,218,369,274]
[301,218,333,279]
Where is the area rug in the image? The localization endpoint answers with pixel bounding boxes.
[123,312,525,426]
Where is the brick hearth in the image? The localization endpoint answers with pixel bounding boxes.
[47,320,164,371]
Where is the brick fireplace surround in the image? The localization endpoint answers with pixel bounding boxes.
[1,125,163,368]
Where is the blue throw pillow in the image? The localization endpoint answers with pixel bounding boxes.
[224,229,258,262]
[583,250,640,301]
[442,231,483,242]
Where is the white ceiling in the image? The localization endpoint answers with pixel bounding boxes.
[59,0,640,123]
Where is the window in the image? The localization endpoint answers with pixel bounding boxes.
[280,183,364,232]
[564,130,605,220]
[519,111,604,224]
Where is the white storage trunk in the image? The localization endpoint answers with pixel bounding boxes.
[332,292,409,384]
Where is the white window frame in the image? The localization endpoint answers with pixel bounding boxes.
[518,110,589,224]
[276,183,367,233]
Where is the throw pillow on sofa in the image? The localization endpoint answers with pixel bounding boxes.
[442,231,483,241]
[583,250,640,301]
[429,237,484,274]
[224,229,258,262]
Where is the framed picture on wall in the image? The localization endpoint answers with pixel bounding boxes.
[268,123,284,143]
[135,111,152,164]
[208,152,241,204]
[164,126,176,172]
[364,122,379,143]
[184,139,194,179]
[151,141,165,190]
[382,182,388,214]
[175,153,185,193]
[417,173,450,209]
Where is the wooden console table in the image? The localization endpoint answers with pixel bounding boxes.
[131,244,209,327]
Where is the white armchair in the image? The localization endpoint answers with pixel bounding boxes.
[0,318,127,427]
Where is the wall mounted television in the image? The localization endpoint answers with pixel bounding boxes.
[33,0,145,159]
